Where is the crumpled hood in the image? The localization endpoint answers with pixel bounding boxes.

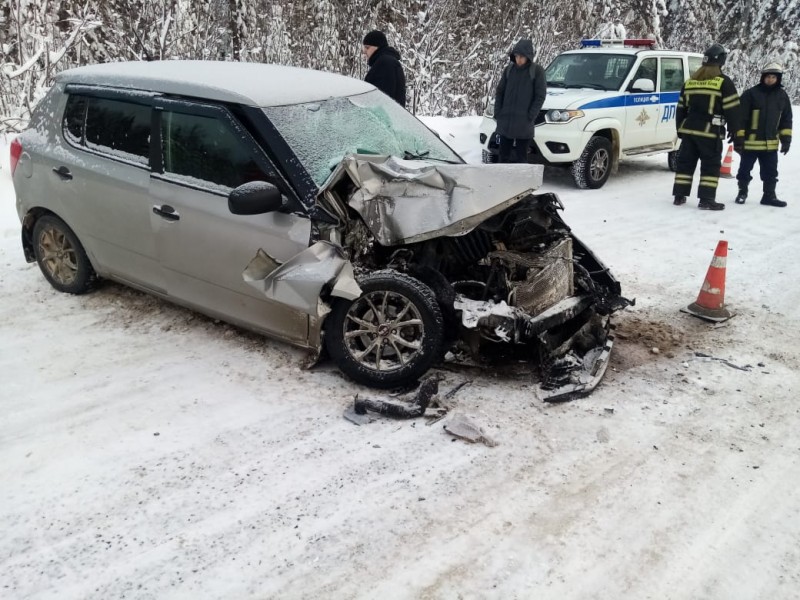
[336,155,544,246]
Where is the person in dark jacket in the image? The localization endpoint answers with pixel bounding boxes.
[733,62,793,207]
[672,43,742,210]
[362,30,406,107]
[493,38,547,163]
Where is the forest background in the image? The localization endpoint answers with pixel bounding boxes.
[1,0,799,132]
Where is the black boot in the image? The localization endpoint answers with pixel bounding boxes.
[761,194,787,207]
[673,195,687,205]
[734,184,747,204]
[699,198,725,211]
[760,182,787,207]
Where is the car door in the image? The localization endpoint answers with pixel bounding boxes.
[655,57,685,145]
[149,98,312,343]
[623,57,660,150]
[57,89,165,292]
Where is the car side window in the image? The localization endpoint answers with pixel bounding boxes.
[83,97,151,164]
[688,56,703,76]
[63,95,87,144]
[632,58,657,88]
[660,58,684,92]
[63,94,150,164]
[160,110,269,190]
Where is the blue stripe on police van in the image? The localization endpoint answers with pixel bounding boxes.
[578,91,681,110]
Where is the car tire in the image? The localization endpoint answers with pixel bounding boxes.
[32,215,96,294]
[667,150,679,172]
[571,136,612,189]
[325,270,444,389]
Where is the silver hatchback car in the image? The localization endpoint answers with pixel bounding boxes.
[11,61,630,399]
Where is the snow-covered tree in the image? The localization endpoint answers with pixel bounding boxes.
[2,0,799,133]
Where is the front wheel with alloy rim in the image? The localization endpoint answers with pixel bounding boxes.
[325,270,444,389]
[32,215,96,294]
[571,136,613,189]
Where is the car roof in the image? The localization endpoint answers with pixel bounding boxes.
[55,60,375,107]
[560,48,703,57]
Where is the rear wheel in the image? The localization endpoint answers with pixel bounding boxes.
[32,215,96,294]
[571,136,612,189]
[325,270,444,389]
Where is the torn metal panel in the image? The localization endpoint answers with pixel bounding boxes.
[454,294,593,344]
[243,241,361,316]
[539,337,615,402]
[341,155,544,246]
[330,261,361,300]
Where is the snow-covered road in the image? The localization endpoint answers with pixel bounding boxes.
[2,118,799,599]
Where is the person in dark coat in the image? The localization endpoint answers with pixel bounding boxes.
[733,62,793,207]
[493,38,547,163]
[672,43,742,210]
[362,30,406,107]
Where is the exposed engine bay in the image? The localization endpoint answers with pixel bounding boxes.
[306,156,633,401]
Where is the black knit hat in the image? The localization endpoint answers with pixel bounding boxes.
[363,30,388,48]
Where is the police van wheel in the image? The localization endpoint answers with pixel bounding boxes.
[571,136,612,189]
[667,150,679,172]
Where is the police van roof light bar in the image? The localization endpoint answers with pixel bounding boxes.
[580,38,656,48]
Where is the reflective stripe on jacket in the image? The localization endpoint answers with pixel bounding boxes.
[676,75,741,139]
[735,83,793,152]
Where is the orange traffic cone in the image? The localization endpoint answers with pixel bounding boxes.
[681,240,732,322]
[719,145,734,178]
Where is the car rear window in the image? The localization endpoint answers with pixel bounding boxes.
[63,94,151,165]
[63,95,87,144]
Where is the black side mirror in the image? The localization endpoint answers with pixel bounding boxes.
[228,181,285,215]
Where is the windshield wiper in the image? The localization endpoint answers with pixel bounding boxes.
[548,81,566,88]
[403,150,430,160]
[402,150,461,164]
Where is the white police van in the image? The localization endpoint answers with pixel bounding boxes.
[480,39,703,188]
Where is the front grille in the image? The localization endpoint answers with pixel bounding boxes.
[450,228,492,264]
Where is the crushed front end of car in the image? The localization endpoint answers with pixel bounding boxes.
[303,155,633,400]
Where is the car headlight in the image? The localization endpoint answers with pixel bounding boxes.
[545,109,585,124]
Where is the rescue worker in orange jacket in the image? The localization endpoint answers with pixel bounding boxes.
[672,43,742,210]
[733,62,793,207]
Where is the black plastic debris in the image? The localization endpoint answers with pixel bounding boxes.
[353,377,439,419]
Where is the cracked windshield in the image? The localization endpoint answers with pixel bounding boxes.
[264,89,462,186]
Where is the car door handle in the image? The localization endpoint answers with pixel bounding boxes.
[153,204,180,221]
[52,166,73,180]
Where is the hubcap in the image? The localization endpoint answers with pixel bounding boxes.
[38,226,78,285]
[590,149,609,181]
[343,290,424,372]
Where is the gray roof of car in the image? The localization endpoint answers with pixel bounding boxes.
[55,60,375,107]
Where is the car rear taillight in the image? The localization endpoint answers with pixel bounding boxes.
[10,138,22,177]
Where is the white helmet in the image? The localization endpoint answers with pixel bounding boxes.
[761,62,783,75]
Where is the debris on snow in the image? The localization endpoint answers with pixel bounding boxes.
[692,352,752,372]
[444,413,497,447]
[352,377,439,420]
